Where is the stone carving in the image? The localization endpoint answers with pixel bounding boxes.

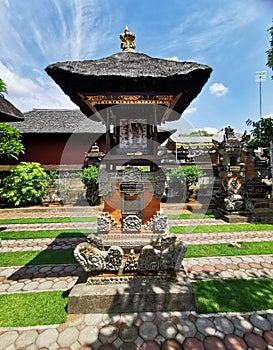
[122,167,142,183]
[144,212,168,233]
[74,233,187,276]
[153,169,166,198]
[74,234,123,273]
[138,234,187,273]
[97,169,114,198]
[123,249,139,273]
[97,215,110,233]
[123,214,142,232]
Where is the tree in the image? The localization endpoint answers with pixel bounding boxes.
[267,21,273,77]
[246,117,273,148]
[0,162,49,207]
[180,130,214,137]
[0,122,25,159]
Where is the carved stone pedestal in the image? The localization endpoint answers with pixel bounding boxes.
[68,269,195,314]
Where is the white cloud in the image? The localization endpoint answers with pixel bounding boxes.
[183,107,197,115]
[0,61,75,111]
[165,56,179,61]
[209,83,229,97]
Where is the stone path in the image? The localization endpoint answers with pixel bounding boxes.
[1,229,273,253]
[0,215,273,349]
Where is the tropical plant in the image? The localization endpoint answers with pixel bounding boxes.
[267,21,273,77]
[0,122,25,159]
[0,78,7,94]
[168,165,203,185]
[246,117,273,148]
[167,165,203,202]
[81,166,100,205]
[0,162,49,207]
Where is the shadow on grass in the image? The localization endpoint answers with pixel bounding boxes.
[192,278,273,313]
[6,232,87,281]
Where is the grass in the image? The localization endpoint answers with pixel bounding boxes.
[193,278,273,313]
[1,241,272,267]
[170,222,273,234]
[0,291,68,326]
[168,213,217,220]
[0,249,76,267]
[0,216,97,225]
[0,229,95,240]
[186,241,273,258]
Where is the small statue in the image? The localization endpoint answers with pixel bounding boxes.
[120,26,136,52]
[74,234,123,273]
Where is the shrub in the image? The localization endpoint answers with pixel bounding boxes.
[168,165,203,185]
[81,166,100,205]
[0,162,49,207]
[0,122,25,159]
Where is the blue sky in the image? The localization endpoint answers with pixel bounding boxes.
[0,0,272,134]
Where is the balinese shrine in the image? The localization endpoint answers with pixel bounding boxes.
[45,27,212,313]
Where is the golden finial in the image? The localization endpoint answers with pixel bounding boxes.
[120,26,136,52]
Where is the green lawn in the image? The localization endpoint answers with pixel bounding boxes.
[0,249,76,267]
[186,241,273,258]
[193,278,273,313]
[1,241,272,267]
[0,229,95,240]
[170,222,273,234]
[0,291,68,327]
[168,213,217,220]
[0,216,97,225]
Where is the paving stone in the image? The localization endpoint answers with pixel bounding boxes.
[57,327,79,347]
[120,342,138,350]
[233,315,253,333]
[119,323,138,342]
[156,311,172,321]
[183,337,205,350]
[120,313,137,326]
[264,330,273,345]
[36,328,59,348]
[97,344,117,350]
[140,340,160,350]
[195,318,216,336]
[98,324,118,344]
[53,280,69,289]
[102,313,120,324]
[267,313,273,326]
[38,280,54,290]
[161,339,182,349]
[176,319,197,337]
[214,317,234,334]
[78,325,99,345]
[244,332,267,350]
[253,326,263,336]
[249,313,271,331]
[203,336,227,350]
[139,312,155,322]
[22,281,40,291]
[0,331,19,349]
[15,329,38,348]
[7,282,24,292]
[175,332,185,345]
[158,321,177,339]
[139,321,158,340]
[224,334,247,350]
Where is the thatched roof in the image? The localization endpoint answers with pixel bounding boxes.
[7,108,175,144]
[8,109,105,134]
[45,52,212,121]
[0,95,24,121]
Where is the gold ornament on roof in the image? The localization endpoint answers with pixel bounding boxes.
[120,26,136,52]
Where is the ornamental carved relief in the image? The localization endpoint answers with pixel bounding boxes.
[123,214,142,232]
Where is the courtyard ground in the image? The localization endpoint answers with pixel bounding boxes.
[0,204,273,349]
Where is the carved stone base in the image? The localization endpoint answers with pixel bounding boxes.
[216,208,253,223]
[67,269,195,314]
